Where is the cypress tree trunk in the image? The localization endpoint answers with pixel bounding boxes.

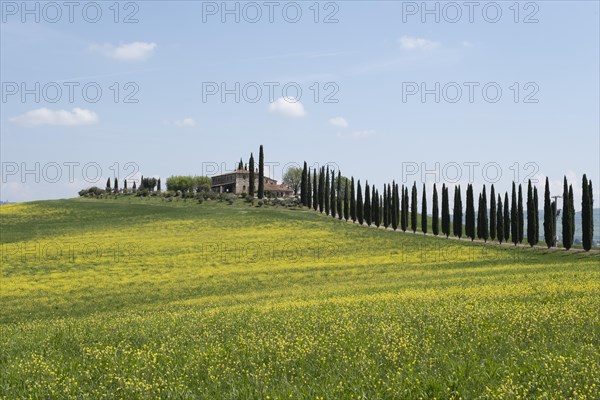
[511,183,518,245]
[258,145,264,199]
[330,169,335,218]
[518,184,524,243]
[490,185,496,241]
[432,184,439,236]
[504,192,510,242]
[318,167,325,213]
[364,182,371,226]
[543,177,553,247]
[497,195,504,244]
[343,180,349,221]
[562,177,571,249]
[249,154,255,196]
[582,175,591,250]
[337,171,343,219]
[357,180,364,225]
[527,180,534,247]
[453,186,463,239]
[411,183,418,233]
[350,177,356,222]
[325,166,330,215]
[421,183,427,234]
[533,187,539,245]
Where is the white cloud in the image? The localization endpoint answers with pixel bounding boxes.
[174,118,196,127]
[10,108,99,127]
[268,97,306,118]
[89,41,157,61]
[398,35,440,50]
[337,129,376,139]
[462,41,473,48]
[329,116,348,128]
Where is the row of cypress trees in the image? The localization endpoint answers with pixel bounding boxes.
[299,162,595,251]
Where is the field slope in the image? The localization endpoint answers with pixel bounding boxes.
[1,198,599,399]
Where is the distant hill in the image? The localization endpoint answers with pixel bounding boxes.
[550,208,600,243]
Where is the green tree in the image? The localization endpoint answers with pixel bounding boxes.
[392,182,399,231]
[441,184,449,238]
[318,167,325,213]
[497,195,504,244]
[300,162,308,204]
[364,182,371,226]
[411,182,417,233]
[343,180,349,221]
[527,180,535,247]
[533,186,539,246]
[518,184,524,243]
[453,186,463,239]
[157,178,161,192]
[124,179,128,193]
[258,145,265,199]
[248,153,255,196]
[511,183,518,245]
[481,185,488,242]
[400,185,407,232]
[238,158,244,170]
[357,180,364,225]
[306,169,312,207]
[421,183,427,234]
[490,185,496,241]
[543,177,554,248]
[582,175,592,251]
[337,171,343,219]
[562,177,572,249]
[432,184,439,236]
[383,185,389,228]
[325,166,331,215]
[350,177,356,222]
[283,167,303,195]
[374,189,380,228]
[114,177,119,194]
[504,192,510,242]
[329,169,336,218]
[106,178,111,192]
[466,184,475,240]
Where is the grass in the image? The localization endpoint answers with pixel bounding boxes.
[1,196,599,399]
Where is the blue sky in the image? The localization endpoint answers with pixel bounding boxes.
[1,1,599,209]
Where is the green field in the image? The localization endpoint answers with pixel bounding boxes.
[1,197,599,399]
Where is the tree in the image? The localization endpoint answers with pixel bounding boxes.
[466,184,475,240]
[543,177,554,248]
[132,181,137,192]
[400,185,407,232]
[562,177,571,249]
[441,184,449,238]
[124,179,128,193]
[114,177,119,194]
[582,175,592,251]
[392,182,399,231]
[511,183,518,245]
[527,180,535,247]
[325,166,331,215]
[357,180,364,225]
[490,185,496,241]
[383,185,389,228]
[504,192,510,242]
[258,145,265,199]
[480,185,489,242]
[421,184,427,234]
[350,177,356,222]
[238,158,244,170]
[411,182,418,233]
[343,180,349,221]
[106,178,111,192]
[313,168,318,211]
[453,186,463,239]
[432,184,439,236]
[337,171,343,219]
[373,189,380,228]
[497,195,504,244]
[477,193,483,240]
[330,169,337,218]
[306,169,312,207]
[518,184,524,243]
[300,162,308,204]
[249,153,255,196]
[364,182,371,226]
[533,186,539,246]
[283,167,303,196]
[318,167,325,213]
[588,180,594,250]
[157,178,161,192]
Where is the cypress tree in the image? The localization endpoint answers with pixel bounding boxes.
[307,169,312,207]
[357,180,364,225]
[301,162,307,205]
[421,183,427,234]
[453,186,463,239]
[543,177,554,247]
[350,177,356,222]
[157,178,161,192]
[374,189,380,228]
[441,184,449,238]
[481,185,488,242]
[312,168,318,211]
[106,178,111,192]
[337,171,343,219]
[114,177,119,193]
[477,193,483,240]
[258,145,265,199]
[490,185,496,241]
[343,180,349,221]
[562,177,571,249]
[533,186,539,246]
[392,182,399,231]
[518,184,524,243]
[504,192,510,242]
[582,175,591,251]
[527,180,535,247]
[124,179,128,193]
[588,180,594,250]
[400,185,407,232]
[497,195,504,244]
[249,154,255,196]
[325,166,331,215]
[329,169,335,218]
[364,182,371,226]
[386,184,392,229]
[318,167,325,213]
[411,182,418,233]
[383,185,389,228]
[432,183,439,236]
[132,181,136,191]
[238,158,244,170]
[568,184,575,249]
[466,184,475,240]
[511,183,518,245]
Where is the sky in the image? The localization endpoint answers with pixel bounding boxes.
[1,0,599,210]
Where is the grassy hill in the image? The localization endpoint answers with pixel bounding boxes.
[1,197,599,399]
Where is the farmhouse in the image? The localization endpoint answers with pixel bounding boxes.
[211,167,293,197]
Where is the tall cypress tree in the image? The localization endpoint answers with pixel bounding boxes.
[318,167,325,213]
[325,166,331,215]
[400,185,407,232]
[453,186,463,239]
[490,185,496,241]
[312,168,318,211]
[481,185,488,242]
[357,180,364,225]
[307,169,312,207]
[504,192,510,242]
[466,184,475,240]
[364,182,371,226]
[533,186,539,246]
[441,184,449,238]
[337,171,343,219]
[477,193,483,240]
[383,185,389,228]
[124,179,128,193]
[301,162,307,205]
[157,178,161,192]
[527,180,535,247]
[392,182,399,231]
[350,177,356,222]
[411,182,418,233]
[258,145,264,199]
[518,184,524,243]
[343,180,349,221]
[588,180,594,250]
[330,169,336,218]
[497,195,504,244]
[374,189,380,228]
[106,178,111,192]
[114,177,119,193]
[249,153,255,196]
[238,158,244,170]
[582,175,591,251]
[432,183,439,236]
[511,183,518,245]
[543,177,554,248]
[421,184,427,234]
[562,176,571,249]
